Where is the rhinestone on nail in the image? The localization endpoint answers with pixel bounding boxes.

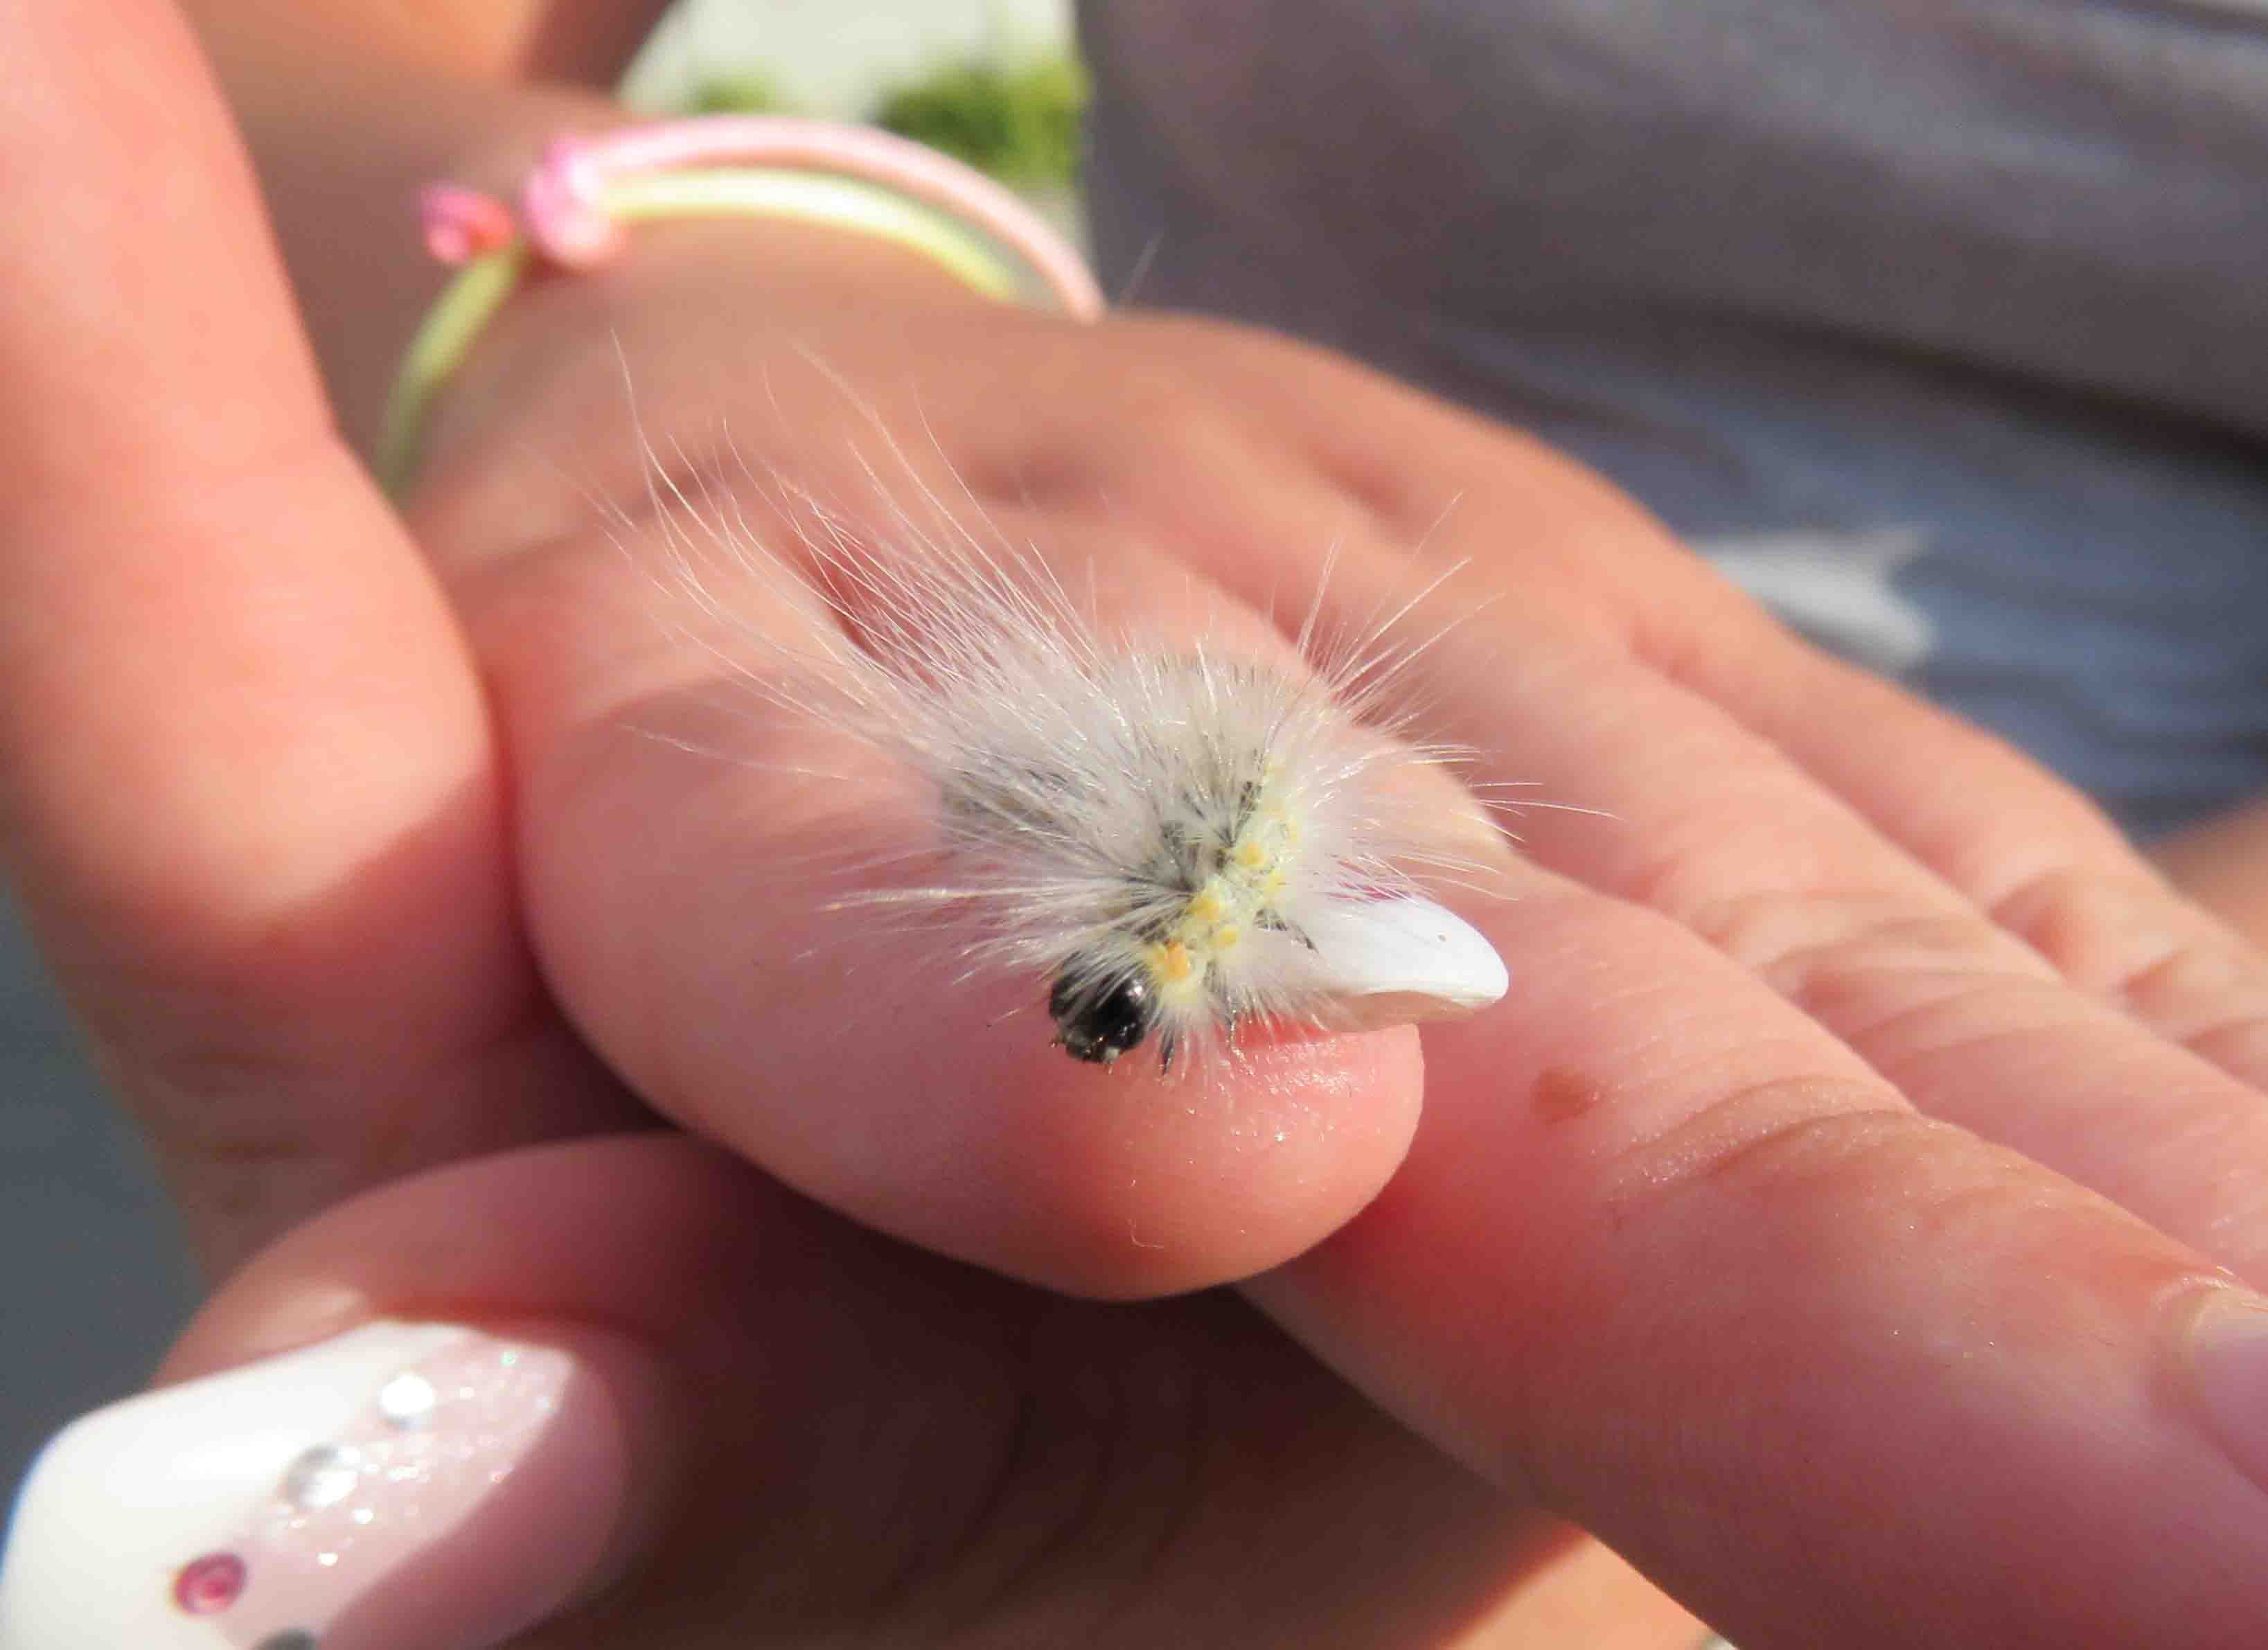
[254,1631,319,1650]
[280,1443,364,1510]
[375,1369,438,1428]
[171,1551,246,1614]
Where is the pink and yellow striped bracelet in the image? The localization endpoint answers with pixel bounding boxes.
[378,114,1106,493]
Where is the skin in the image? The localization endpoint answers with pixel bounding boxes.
[10,1,2268,1644]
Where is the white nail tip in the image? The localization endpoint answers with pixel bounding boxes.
[1297,895,1509,1029]
[0,1322,560,1649]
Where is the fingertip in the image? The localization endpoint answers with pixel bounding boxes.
[970,1022,1431,1298]
[688,954,1431,1297]
[554,752,1435,1294]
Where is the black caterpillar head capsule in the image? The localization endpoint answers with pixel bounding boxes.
[1049,968,1158,1065]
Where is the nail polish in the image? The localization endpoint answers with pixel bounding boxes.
[0,1321,627,1649]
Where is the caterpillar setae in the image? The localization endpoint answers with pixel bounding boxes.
[617,400,1510,1073]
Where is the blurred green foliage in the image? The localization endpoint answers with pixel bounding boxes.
[875,58,1087,190]
[687,55,1088,191]
[686,72,785,115]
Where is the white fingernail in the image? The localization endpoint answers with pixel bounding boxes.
[1295,895,1509,1029]
[0,1321,618,1649]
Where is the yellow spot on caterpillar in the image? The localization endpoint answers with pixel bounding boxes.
[1149,939,1193,982]
[1186,889,1225,923]
[1214,924,1241,950]
[1234,840,1268,870]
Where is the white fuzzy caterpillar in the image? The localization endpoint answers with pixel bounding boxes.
[617,402,1509,1072]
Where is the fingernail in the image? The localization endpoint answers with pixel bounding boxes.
[1297,895,1509,1028]
[0,1320,641,1649]
[2177,1289,2268,1494]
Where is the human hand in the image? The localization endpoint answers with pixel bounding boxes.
[12,5,2268,1647]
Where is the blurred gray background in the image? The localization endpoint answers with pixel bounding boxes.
[0,898,196,1501]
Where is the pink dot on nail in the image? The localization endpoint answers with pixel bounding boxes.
[172,1552,247,1614]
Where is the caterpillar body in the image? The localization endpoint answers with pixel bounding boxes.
[633,426,1509,1072]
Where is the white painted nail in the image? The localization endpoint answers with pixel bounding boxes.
[0,1321,629,1650]
[1295,894,1509,1029]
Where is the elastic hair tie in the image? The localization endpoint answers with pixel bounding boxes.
[377,115,1107,494]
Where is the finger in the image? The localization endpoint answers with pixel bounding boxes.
[181,0,675,85]
[450,440,1446,1295]
[1676,630,2268,1088]
[377,273,1532,1299]
[1144,317,2268,1095]
[0,1135,1641,1649]
[2156,796,2268,947]
[1246,876,2268,1649]
[1421,611,2268,1275]
[0,0,629,1272]
[1079,355,2268,1277]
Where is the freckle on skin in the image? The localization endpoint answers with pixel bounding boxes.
[1532,1066,1606,1124]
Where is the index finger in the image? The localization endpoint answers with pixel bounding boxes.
[452,397,1464,1297]
[0,0,621,1271]
[1252,871,2268,1647]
